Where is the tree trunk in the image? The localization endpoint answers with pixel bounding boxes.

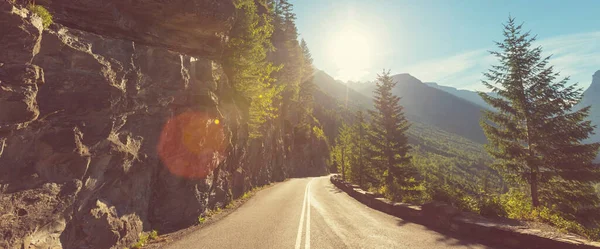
[531,166,539,207]
[359,137,363,188]
[341,146,345,181]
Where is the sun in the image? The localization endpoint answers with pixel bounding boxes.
[328,27,372,81]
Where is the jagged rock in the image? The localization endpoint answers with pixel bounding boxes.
[0,2,43,64]
[35,0,235,58]
[0,64,44,126]
[0,2,44,129]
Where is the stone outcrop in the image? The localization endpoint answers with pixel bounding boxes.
[0,1,328,248]
[580,70,600,162]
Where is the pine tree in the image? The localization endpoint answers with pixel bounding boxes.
[268,0,303,129]
[350,110,370,188]
[300,39,313,79]
[367,70,414,199]
[297,39,315,124]
[480,17,600,208]
[224,0,281,138]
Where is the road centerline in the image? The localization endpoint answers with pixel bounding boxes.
[295,181,309,249]
[305,181,311,249]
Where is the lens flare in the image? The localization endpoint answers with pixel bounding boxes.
[157,111,225,179]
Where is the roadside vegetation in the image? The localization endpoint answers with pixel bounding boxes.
[27,3,52,29]
[131,230,159,249]
[330,17,600,240]
[197,184,273,226]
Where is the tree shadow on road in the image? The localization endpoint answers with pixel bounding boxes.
[326,184,343,194]
[396,219,410,227]
[394,220,507,249]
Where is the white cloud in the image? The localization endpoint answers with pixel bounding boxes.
[404,31,600,91]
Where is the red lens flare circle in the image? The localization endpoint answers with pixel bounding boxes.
[157,111,225,179]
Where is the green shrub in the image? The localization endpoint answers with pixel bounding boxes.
[499,189,599,240]
[426,183,476,212]
[27,4,53,29]
[533,207,600,240]
[500,188,534,220]
[131,233,149,249]
[478,195,506,217]
[148,230,158,240]
[399,181,430,205]
[198,216,206,224]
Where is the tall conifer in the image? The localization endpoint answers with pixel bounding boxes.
[480,17,600,207]
[367,70,415,198]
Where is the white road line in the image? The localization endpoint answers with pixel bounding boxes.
[295,182,308,249]
[305,181,311,249]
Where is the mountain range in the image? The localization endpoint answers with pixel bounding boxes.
[316,69,600,162]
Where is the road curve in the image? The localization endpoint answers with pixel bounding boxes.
[164,176,500,249]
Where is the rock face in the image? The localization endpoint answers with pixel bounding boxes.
[21,0,235,58]
[580,70,600,161]
[0,2,328,249]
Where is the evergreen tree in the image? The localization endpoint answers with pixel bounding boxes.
[297,39,316,124]
[300,39,313,79]
[367,70,415,199]
[270,0,302,102]
[349,110,371,188]
[224,0,281,138]
[331,123,353,181]
[480,17,600,208]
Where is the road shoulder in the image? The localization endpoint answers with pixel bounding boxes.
[143,182,280,249]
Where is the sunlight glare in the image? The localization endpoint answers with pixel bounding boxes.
[329,27,372,81]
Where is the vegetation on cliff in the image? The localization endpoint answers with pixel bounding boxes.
[223,0,331,177]
[27,4,52,29]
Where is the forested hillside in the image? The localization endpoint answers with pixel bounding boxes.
[425,82,492,109]
[312,70,500,209]
[352,74,487,143]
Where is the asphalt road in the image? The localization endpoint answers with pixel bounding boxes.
[164,176,499,249]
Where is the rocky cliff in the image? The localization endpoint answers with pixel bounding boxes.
[580,70,600,161]
[0,1,328,248]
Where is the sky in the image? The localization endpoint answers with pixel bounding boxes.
[290,0,600,91]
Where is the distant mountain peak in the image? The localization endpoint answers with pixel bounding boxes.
[587,70,600,92]
[391,73,423,86]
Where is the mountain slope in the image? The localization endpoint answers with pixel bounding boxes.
[425,82,491,109]
[358,74,486,143]
[312,70,373,109]
[314,71,487,143]
[579,70,600,161]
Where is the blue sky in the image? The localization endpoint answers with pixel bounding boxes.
[290,0,600,90]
